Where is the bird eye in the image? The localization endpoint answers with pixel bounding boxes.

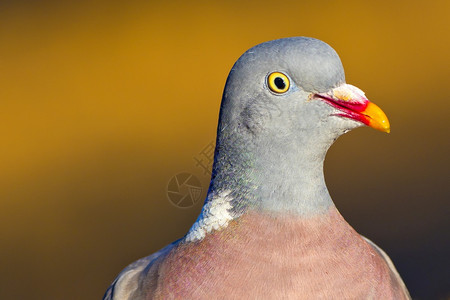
[267,72,290,94]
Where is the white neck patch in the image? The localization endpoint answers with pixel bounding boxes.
[184,190,235,242]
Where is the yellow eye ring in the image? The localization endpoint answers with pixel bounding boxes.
[267,72,290,94]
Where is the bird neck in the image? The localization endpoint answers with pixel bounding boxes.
[209,130,335,217]
[185,130,336,243]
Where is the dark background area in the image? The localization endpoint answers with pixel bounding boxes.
[0,1,448,299]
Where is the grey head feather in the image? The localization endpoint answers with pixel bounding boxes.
[207,37,363,216]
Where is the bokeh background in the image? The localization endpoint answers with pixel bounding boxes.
[0,0,449,299]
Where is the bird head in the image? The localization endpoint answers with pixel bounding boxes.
[218,37,389,154]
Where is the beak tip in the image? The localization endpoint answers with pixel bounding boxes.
[380,120,390,133]
[371,120,390,133]
[364,102,390,134]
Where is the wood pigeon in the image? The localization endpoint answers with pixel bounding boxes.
[103,37,410,299]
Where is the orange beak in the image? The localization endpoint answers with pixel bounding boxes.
[314,84,390,133]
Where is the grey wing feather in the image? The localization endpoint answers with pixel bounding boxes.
[102,242,176,300]
[362,236,411,299]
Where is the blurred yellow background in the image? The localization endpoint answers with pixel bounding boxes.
[0,0,448,299]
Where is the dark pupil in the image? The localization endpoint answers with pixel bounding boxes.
[274,77,286,90]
